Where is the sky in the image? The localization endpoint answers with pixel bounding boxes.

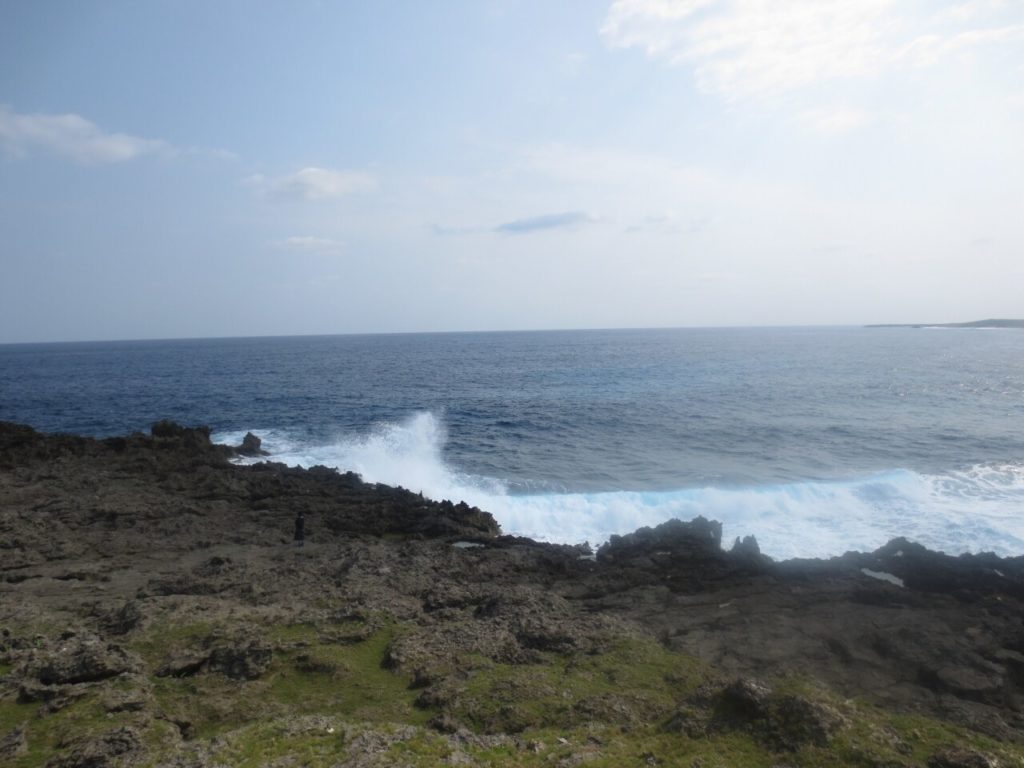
[1,0,1022,343]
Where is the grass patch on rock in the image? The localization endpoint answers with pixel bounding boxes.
[451,637,707,734]
[265,621,428,725]
[134,615,425,744]
[0,692,139,768]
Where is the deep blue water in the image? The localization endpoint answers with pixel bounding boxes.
[2,327,1023,557]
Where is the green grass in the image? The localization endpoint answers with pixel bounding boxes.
[207,721,349,767]
[0,693,141,768]
[4,616,1023,768]
[381,724,780,768]
[201,720,777,768]
[0,698,36,741]
[143,618,427,744]
[128,619,218,666]
[264,622,429,725]
[452,637,707,734]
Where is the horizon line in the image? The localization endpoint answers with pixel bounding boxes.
[0,320,1004,347]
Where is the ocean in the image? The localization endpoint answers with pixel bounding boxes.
[2,326,1022,559]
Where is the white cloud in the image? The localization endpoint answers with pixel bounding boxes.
[248,167,377,201]
[274,235,344,251]
[899,23,1024,67]
[602,0,896,99]
[0,106,168,163]
[601,0,1024,101]
[795,106,876,135]
[936,0,1012,24]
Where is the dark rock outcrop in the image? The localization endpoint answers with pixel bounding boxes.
[598,516,724,563]
[236,432,269,457]
[710,679,846,751]
[31,637,137,686]
[156,637,272,681]
[44,727,142,768]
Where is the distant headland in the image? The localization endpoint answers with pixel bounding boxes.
[867,318,1024,329]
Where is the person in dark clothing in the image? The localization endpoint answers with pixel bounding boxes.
[294,512,305,547]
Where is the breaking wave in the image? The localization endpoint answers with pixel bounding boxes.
[214,412,1024,560]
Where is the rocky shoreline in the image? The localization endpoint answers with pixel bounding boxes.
[1,422,1022,767]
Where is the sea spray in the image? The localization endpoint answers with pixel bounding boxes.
[216,412,1024,560]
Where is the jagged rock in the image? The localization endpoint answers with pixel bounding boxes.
[102,685,150,713]
[730,535,770,565]
[236,432,269,456]
[32,637,137,685]
[0,725,27,759]
[715,678,773,723]
[156,652,210,679]
[711,679,845,751]
[100,601,144,636]
[45,726,142,768]
[150,420,188,439]
[928,747,1000,768]
[17,680,88,711]
[853,538,1024,601]
[598,517,724,563]
[768,695,846,750]
[156,638,271,681]
[207,639,272,680]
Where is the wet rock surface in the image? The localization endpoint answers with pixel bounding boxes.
[1,421,1023,766]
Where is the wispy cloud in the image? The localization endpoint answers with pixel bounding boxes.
[0,106,169,164]
[899,23,1024,67]
[247,167,376,201]
[430,210,599,236]
[495,211,597,234]
[795,106,876,135]
[273,235,344,251]
[935,0,1014,25]
[600,0,1024,101]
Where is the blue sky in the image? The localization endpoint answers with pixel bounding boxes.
[1,0,1022,342]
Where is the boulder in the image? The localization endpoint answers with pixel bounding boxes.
[714,678,773,723]
[44,727,142,768]
[99,601,144,636]
[156,637,272,681]
[768,695,845,750]
[32,637,136,685]
[207,639,272,680]
[710,679,845,751]
[236,432,269,457]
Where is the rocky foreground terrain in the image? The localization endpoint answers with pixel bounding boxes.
[1,422,1023,768]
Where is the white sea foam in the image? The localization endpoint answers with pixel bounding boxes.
[213,413,1024,560]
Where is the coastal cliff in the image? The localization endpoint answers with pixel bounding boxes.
[1,423,1022,767]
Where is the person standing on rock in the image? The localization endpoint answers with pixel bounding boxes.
[294,512,305,547]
